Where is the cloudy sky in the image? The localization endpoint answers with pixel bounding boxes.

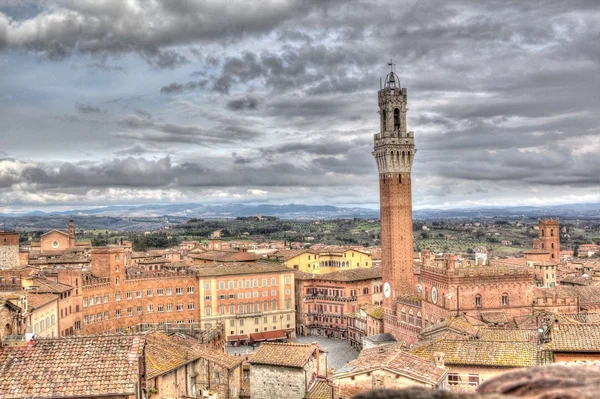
[0,0,599,212]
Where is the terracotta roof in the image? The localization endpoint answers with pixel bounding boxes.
[40,229,69,238]
[562,312,600,324]
[28,278,72,293]
[0,335,144,398]
[480,311,509,325]
[271,249,316,261]
[420,315,484,338]
[145,332,242,379]
[544,324,600,353]
[412,339,551,367]
[193,262,290,277]
[250,342,317,368]
[188,250,258,262]
[477,328,538,342]
[363,304,384,319]
[294,266,381,282]
[334,343,447,386]
[306,379,332,399]
[27,293,59,310]
[514,311,582,329]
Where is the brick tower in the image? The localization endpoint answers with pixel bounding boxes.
[534,219,560,262]
[373,68,416,316]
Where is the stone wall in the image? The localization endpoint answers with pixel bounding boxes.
[0,232,19,269]
[250,364,306,399]
[334,369,437,399]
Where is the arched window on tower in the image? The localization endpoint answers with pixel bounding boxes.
[382,109,387,131]
[475,295,482,308]
[551,243,555,249]
[541,229,545,237]
[394,108,400,131]
[550,229,554,237]
[502,293,509,306]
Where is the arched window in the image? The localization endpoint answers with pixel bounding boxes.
[408,310,414,325]
[394,108,400,131]
[382,109,387,131]
[541,243,545,249]
[401,307,406,323]
[475,295,482,308]
[551,243,555,249]
[416,312,422,327]
[502,293,508,306]
[541,229,545,237]
[550,229,554,237]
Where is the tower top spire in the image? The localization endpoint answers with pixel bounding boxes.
[384,59,400,90]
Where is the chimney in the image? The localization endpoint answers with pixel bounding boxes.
[554,318,559,331]
[312,341,320,378]
[433,352,445,368]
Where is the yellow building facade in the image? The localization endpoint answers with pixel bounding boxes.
[273,248,373,274]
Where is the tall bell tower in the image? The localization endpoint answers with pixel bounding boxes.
[373,66,416,315]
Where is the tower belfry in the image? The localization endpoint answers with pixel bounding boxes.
[373,65,416,319]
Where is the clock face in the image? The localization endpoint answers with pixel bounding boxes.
[431,286,438,304]
[383,282,391,298]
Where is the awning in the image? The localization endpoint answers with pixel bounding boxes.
[262,330,287,341]
[250,332,265,342]
[227,334,249,342]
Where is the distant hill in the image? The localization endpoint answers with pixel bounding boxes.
[1,202,599,222]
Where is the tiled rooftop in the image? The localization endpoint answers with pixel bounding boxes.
[27,293,59,310]
[412,339,551,367]
[188,250,258,262]
[544,324,600,352]
[335,343,447,386]
[306,378,332,399]
[294,266,381,282]
[250,342,317,368]
[28,277,72,293]
[193,262,290,277]
[0,335,144,398]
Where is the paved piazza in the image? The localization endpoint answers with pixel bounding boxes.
[225,336,359,370]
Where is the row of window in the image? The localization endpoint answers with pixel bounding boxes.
[205,289,289,301]
[230,324,291,335]
[83,287,195,307]
[228,314,292,328]
[83,303,195,323]
[33,315,56,334]
[209,277,291,291]
[204,299,292,316]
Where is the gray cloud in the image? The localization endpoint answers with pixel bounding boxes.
[226,95,261,111]
[75,102,101,114]
[1,0,599,208]
[160,80,208,94]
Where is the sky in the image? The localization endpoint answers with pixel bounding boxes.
[0,0,599,212]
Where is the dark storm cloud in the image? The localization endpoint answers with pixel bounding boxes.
[114,114,262,145]
[226,95,261,111]
[1,0,599,207]
[0,0,323,64]
[160,80,208,94]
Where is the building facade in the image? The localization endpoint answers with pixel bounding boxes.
[294,267,382,340]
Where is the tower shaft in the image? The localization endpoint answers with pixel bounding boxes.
[373,74,416,314]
